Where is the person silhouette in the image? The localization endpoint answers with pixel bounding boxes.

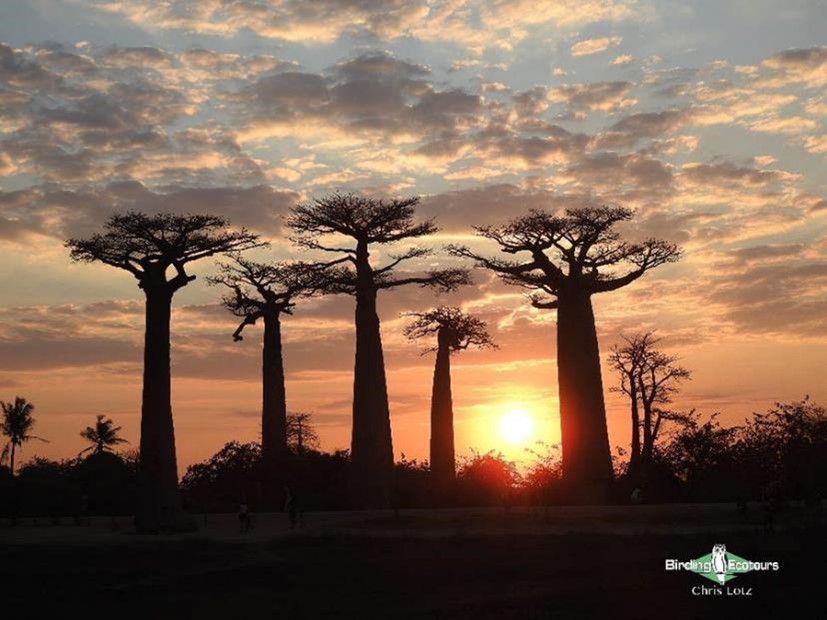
[238,499,251,533]
[284,485,298,529]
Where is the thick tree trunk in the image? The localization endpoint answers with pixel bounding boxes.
[351,273,394,509]
[9,443,15,477]
[262,313,288,480]
[134,287,192,533]
[430,337,455,501]
[556,288,614,503]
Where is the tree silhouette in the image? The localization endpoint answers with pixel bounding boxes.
[1,397,47,476]
[450,207,680,501]
[66,212,261,532]
[404,307,495,496]
[286,412,320,454]
[209,256,325,477]
[288,193,470,507]
[79,415,129,456]
[609,332,691,484]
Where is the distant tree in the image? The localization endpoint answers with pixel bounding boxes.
[456,450,521,506]
[1,397,47,476]
[210,257,325,475]
[523,442,563,505]
[288,193,470,507]
[608,332,691,482]
[180,441,262,514]
[286,412,320,454]
[451,207,680,501]
[737,398,827,500]
[658,412,740,500]
[393,454,431,509]
[67,212,261,532]
[404,307,495,494]
[79,415,129,456]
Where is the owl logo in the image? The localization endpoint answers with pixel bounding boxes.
[711,544,729,584]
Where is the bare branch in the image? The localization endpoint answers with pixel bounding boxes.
[378,267,471,293]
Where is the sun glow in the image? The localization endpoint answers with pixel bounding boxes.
[498,408,535,444]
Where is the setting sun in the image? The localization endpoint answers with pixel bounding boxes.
[498,408,535,445]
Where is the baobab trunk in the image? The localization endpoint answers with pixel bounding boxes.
[351,283,394,509]
[430,335,455,502]
[556,288,613,502]
[262,313,288,481]
[135,287,192,532]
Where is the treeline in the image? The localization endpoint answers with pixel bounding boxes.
[174,397,827,510]
[3,398,823,518]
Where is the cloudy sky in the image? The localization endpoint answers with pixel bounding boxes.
[1,1,826,472]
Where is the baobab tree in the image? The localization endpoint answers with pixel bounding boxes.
[209,256,324,477]
[66,212,261,532]
[450,207,680,501]
[79,415,129,456]
[288,193,470,508]
[404,307,495,497]
[609,332,691,483]
[1,397,47,476]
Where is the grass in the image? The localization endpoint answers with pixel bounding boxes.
[1,504,822,619]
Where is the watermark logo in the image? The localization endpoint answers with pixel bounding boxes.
[665,544,780,596]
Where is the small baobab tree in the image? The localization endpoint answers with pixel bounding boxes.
[404,307,495,495]
[450,207,680,501]
[288,193,470,508]
[79,415,130,456]
[1,397,47,476]
[609,332,691,483]
[209,257,325,477]
[66,212,261,532]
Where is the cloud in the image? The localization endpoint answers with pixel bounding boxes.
[0,42,278,188]
[804,134,827,154]
[0,182,298,241]
[759,46,827,88]
[547,81,636,115]
[680,161,800,188]
[94,0,643,55]
[232,51,482,146]
[570,36,623,57]
[747,115,817,135]
[704,256,827,337]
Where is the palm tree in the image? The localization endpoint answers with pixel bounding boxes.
[1,397,48,476]
[80,415,130,456]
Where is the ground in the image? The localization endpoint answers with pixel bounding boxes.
[1,504,822,619]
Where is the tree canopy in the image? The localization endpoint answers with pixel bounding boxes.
[404,306,496,354]
[80,415,129,456]
[66,212,262,292]
[449,206,680,308]
[288,193,470,294]
[209,256,327,341]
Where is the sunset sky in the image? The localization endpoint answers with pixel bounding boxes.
[1,1,825,474]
